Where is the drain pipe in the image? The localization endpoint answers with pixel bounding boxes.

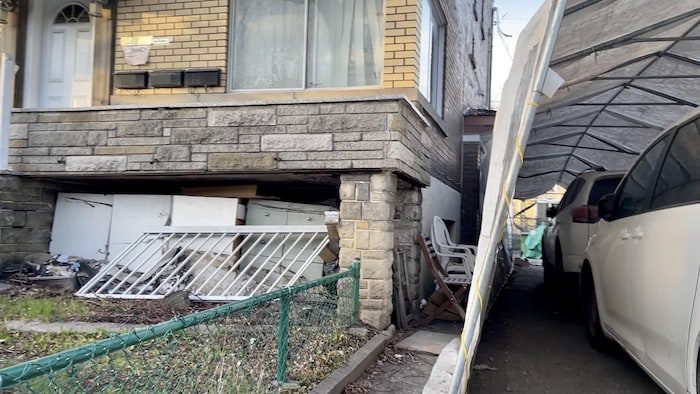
[0,54,13,170]
[448,1,568,392]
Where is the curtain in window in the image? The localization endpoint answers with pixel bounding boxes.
[307,0,382,88]
[232,0,305,89]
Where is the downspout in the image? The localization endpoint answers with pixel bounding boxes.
[0,54,13,170]
[486,4,494,109]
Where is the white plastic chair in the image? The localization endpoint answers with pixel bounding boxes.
[431,216,477,279]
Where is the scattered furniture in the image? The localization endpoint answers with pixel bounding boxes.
[417,234,469,325]
[431,216,477,281]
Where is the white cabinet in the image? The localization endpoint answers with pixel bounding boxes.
[108,195,171,259]
[171,196,245,226]
[244,200,334,280]
[49,193,244,262]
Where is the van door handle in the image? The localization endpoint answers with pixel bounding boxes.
[631,229,644,240]
[619,230,630,240]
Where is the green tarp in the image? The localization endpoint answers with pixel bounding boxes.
[520,224,546,259]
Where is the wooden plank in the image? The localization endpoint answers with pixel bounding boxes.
[318,246,338,263]
[181,185,258,198]
[421,286,467,325]
[393,250,409,330]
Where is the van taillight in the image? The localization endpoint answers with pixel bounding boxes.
[572,205,599,223]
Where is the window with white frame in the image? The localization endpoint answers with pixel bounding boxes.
[231,0,384,90]
[418,0,445,116]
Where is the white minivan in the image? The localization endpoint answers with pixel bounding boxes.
[542,170,624,288]
[582,110,700,393]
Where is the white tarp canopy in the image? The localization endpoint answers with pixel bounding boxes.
[450,1,567,391]
[451,0,700,391]
[517,0,700,198]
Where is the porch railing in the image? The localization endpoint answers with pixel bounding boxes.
[76,225,330,301]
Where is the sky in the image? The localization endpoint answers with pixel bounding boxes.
[490,0,545,109]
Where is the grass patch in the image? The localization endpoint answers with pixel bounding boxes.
[0,328,107,368]
[0,295,90,322]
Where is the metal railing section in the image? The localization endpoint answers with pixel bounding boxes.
[76,225,330,301]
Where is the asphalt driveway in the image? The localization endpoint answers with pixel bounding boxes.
[469,265,663,393]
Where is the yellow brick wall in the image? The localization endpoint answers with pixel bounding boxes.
[382,0,420,89]
[114,0,228,95]
[113,0,426,95]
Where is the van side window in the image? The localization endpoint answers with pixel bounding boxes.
[652,119,700,209]
[558,178,584,212]
[615,134,670,218]
[587,176,622,206]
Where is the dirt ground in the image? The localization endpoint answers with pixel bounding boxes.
[0,283,218,324]
[469,265,663,393]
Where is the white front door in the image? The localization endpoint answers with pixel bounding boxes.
[40,3,93,108]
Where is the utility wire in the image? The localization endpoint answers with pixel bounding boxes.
[494,8,514,61]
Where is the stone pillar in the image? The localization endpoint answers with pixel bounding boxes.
[338,172,396,329]
[394,180,423,315]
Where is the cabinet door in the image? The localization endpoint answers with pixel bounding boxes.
[108,195,171,264]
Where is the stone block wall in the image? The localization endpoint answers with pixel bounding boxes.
[106,0,492,201]
[0,174,57,261]
[338,173,398,329]
[8,99,431,185]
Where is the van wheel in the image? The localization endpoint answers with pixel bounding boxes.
[543,246,554,289]
[582,270,610,350]
[553,242,567,296]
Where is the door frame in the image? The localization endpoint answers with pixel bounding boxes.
[18,0,113,108]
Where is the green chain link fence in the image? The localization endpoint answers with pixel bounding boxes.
[0,261,361,393]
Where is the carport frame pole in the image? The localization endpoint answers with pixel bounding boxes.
[448,0,568,392]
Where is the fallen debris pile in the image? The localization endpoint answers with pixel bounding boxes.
[0,253,101,290]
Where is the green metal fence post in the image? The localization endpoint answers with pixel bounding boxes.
[351,258,361,325]
[276,293,291,383]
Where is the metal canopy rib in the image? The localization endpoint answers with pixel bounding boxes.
[550,9,700,66]
[518,8,700,197]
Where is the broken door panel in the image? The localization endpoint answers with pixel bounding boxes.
[49,193,113,260]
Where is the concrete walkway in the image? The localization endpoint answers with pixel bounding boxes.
[469,265,662,393]
[4,320,146,334]
[346,322,463,393]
